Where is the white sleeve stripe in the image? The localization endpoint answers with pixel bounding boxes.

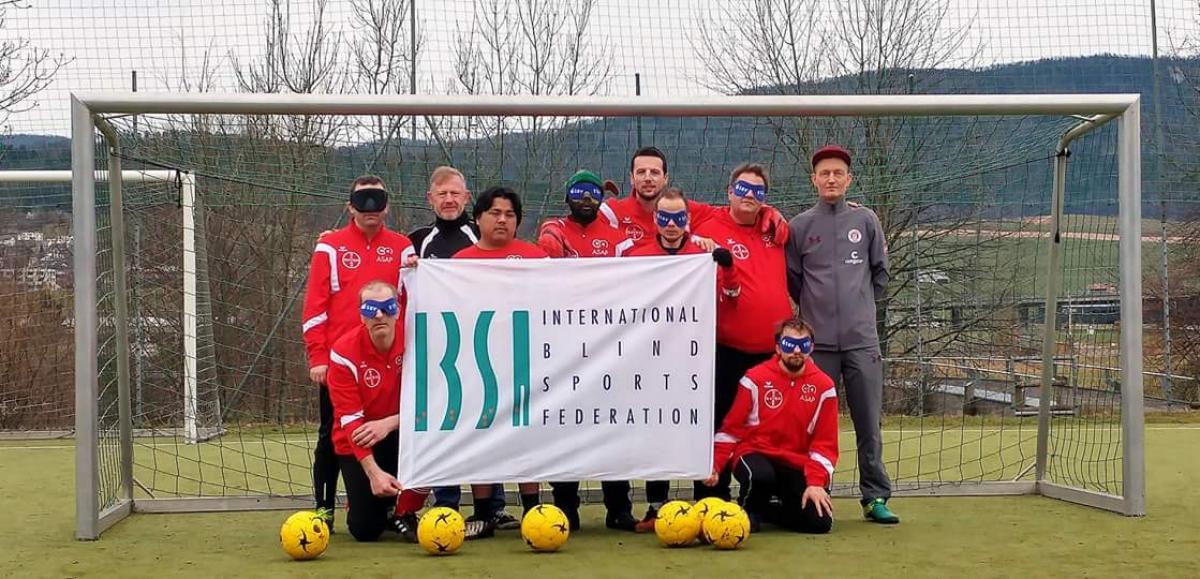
[339,411,364,427]
[397,245,416,289]
[714,432,738,443]
[614,238,635,257]
[739,376,760,426]
[807,389,838,435]
[330,350,358,383]
[315,243,340,293]
[460,224,479,243]
[810,451,835,477]
[419,228,438,257]
[599,202,620,229]
[302,312,328,333]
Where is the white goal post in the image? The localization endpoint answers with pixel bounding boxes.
[0,169,212,445]
[69,92,1145,540]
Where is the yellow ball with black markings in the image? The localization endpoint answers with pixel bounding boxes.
[280,511,329,561]
[521,504,571,552]
[418,507,466,555]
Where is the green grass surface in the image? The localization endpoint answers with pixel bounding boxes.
[3,425,1198,578]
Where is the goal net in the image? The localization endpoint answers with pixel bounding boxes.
[71,94,1144,538]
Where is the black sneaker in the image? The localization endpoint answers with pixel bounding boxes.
[464,516,496,540]
[389,513,419,543]
[493,510,521,530]
[605,511,638,532]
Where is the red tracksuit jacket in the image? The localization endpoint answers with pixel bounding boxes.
[326,324,405,461]
[713,356,839,488]
[695,209,792,354]
[615,234,741,300]
[453,240,550,259]
[536,216,628,258]
[301,224,415,369]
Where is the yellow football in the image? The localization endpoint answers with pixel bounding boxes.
[654,500,702,547]
[280,511,329,560]
[703,502,751,550]
[418,507,466,555]
[521,504,571,552]
[694,497,729,543]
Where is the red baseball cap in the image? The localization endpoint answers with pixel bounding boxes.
[811,144,852,169]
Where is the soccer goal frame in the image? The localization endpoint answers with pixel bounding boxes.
[0,169,214,445]
[69,92,1145,540]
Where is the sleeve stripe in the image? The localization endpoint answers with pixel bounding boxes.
[599,202,620,229]
[810,451,834,477]
[460,224,479,243]
[807,388,838,435]
[330,350,358,383]
[302,312,328,333]
[397,244,416,289]
[315,243,340,293]
[714,432,738,444]
[339,411,364,427]
[739,376,760,427]
[614,238,635,257]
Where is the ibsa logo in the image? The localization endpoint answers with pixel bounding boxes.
[413,310,532,432]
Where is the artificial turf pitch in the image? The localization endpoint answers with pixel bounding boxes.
[2,425,1197,578]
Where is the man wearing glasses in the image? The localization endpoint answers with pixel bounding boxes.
[301,176,416,535]
[326,281,430,542]
[786,145,899,525]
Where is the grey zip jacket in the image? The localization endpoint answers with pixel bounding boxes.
[786,198,890,351]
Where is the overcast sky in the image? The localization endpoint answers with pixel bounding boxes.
[0,0,1196,136]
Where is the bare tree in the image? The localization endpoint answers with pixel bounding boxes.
[0,0,68,134]
[437,0,611,210]
[694,0,1012,370]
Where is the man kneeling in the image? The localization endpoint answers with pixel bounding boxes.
[327,281,429,541]
[703,317,838,534]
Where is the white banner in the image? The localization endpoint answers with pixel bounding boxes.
[397,255,716,487]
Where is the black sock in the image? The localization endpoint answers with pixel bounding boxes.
[473,496,494,520]
[521,493,541,514]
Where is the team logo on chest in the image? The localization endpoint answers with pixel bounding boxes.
[848,228,863,244]
[364,368,382,388]
[728,240,750,260]
[506,255,524,260]
[626,224,645,241]
[764,387,784,409]
[800,383,817,402]
[341,251,362,269]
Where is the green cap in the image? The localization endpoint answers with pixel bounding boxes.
[565,169,603,191]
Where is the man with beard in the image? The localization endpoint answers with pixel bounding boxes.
[537,170,641,532]
[703,317,838,535]
[537,170,628,259]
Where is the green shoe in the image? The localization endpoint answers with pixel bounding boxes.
[863,498,900,524]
